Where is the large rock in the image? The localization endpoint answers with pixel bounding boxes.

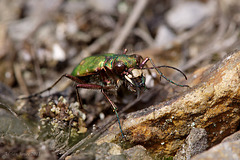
[96,50,240,157]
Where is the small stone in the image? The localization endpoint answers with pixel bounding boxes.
[191,139,240,160]
[175,128,208,160]
[124,145,153,160]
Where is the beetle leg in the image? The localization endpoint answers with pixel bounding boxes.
[101,89,125,138]
[139,57,149,68]
[138,57,157,83]
[18,74,84,99]
[103,66,120,87]
[122,48,128,55]
[75,83,115,108]
[101,67,112,85]
[75,83,125,138]
[75,83,115,90]
[75,87,83,108]
[102,59,118,86]
[139,57,154,76]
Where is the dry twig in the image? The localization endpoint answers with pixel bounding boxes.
[14,63,29,95]
[109,0,149,52]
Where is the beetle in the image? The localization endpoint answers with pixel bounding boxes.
[21,49,188,138]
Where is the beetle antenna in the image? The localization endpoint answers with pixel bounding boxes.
[142,65,187,80]
[146,58,189,87]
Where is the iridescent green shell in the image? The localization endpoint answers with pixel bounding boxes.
[71,53,138,77]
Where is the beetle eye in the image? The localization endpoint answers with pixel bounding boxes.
[114,61,125,74]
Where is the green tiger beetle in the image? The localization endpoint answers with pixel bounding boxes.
[20,49,188,138]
